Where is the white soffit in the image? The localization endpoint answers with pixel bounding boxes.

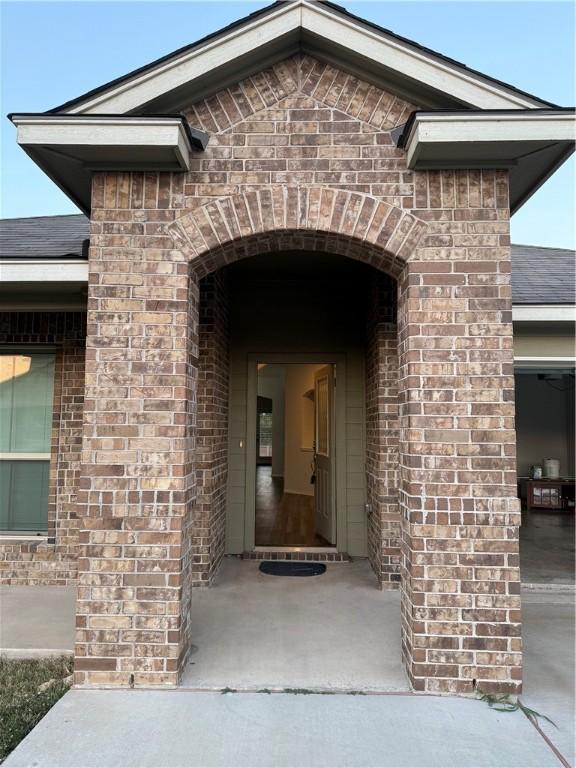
[0,260,89,283]
[0,260,88,311]
[60,0,550,116]
[403,112,576,165]
[512,305,576,322]
[514,357,576,369]
[9,115,199,214]
[11,116,194,169]
[400,111,576,212]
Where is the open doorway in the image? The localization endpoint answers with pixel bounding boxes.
[254,362,336,549]
[515,369,575,585]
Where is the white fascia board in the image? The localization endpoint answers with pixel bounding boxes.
[68,4,301,115]
[64,0,545,117]
[405,112,576,167]
[514,357,575,368]
[513,305,576,322]
[0,260,89,283]
[13,116,193,168]
[301,3,543,110]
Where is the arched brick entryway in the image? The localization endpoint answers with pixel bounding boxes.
[169,187,425,276]
[77,181,522,696]
[168,186,425,593]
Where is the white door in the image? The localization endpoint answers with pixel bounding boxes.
[314,365,336,545]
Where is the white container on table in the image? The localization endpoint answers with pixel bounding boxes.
[543,458,560,480]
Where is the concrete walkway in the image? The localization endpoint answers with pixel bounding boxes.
[0,585,75,657]
[3,688,568,768]
[1,567,573,766]
[521,591,575,764]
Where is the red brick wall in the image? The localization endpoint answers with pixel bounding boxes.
[0,312,86,585]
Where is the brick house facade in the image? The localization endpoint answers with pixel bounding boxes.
[3,0,574,696]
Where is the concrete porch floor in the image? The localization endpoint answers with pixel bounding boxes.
[182,558,409,692]
[0,564,574,766]
[520,509,575,585]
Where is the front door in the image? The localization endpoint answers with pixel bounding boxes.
[314,365,336,545]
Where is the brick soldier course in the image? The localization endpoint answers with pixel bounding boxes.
[6,1,567,696]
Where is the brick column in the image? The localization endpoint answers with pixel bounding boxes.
[75,172,197,687]
[192,271,230,586]
[366,273,401,588]
[397,169,522,695]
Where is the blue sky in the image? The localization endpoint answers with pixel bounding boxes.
[1,1,574,248]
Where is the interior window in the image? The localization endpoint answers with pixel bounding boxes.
[0,352,55,533]
[258,412,273,458]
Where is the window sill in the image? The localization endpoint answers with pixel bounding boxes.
[0,534,49,543]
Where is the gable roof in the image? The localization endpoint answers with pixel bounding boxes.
[47,0,557,116]
[1,215,574,308]
[510,244,576,305]
[8,0,574,218]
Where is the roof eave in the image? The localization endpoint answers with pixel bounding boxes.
[8,114,208,214]
[398,109,576,214]
[46,0,557,118]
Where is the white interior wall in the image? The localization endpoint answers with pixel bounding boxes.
[515,373,574,476]
[283,363,325,496]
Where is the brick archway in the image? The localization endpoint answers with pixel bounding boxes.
[78,176,522,696]
[168,187,427,277]
[167,187,426,597]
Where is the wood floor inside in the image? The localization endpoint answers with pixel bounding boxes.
[255,466,331,547]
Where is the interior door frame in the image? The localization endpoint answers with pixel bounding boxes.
[245,353,347,553]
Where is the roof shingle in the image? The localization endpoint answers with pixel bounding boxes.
[510,244,576,305]
[0,214,89,260]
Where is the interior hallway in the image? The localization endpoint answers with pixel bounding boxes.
[182,557,408,692]
[255,466,330,547]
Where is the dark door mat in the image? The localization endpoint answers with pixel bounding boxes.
[259,561,327,577]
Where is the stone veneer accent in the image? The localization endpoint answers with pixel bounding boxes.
[0,312,86,585]
[43,53,519,695]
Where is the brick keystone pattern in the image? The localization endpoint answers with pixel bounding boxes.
[169,187,427,276]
